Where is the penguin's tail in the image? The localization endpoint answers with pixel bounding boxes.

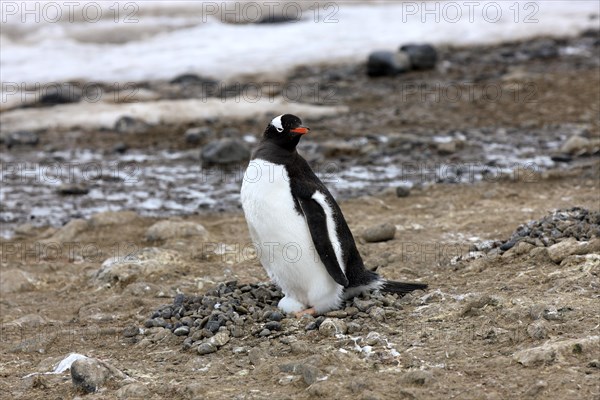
[381,280,428,295]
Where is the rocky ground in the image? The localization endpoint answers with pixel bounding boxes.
[1,33,599,399]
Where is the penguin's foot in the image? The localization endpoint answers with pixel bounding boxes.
[294,308,316,318]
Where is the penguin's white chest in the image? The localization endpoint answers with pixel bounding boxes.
[240,158,341,311]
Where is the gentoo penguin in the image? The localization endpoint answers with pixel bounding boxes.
[240,114,427,316]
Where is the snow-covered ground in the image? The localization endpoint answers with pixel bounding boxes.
[1,1,597,87]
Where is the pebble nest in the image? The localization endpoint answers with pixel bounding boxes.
[144,282,408,355]
[475,207,599,252]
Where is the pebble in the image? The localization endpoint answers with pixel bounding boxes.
[39,83,82,104]
[201,138,250,165]
[347,322,362,334]
[1,269,35,294]
[70,358,113,393]
[319,318,347,336]
[112,142,128,154]
[184,127,213,144]
[363,223,396,242]
[259,329,272,337]
[369,307,386,322]
[354,299,377,312]
[170,73,218,86]
[265,321,282,331]
[514,336,599,367]
[57,183,89,196]
[144,281,419,356]
[116,383,151,399]
[399,44,438,69]
[265,311,284,322]
[2,131,39,147]
[122,325,140,338]
[395,186,411,198]
[208,331,230,347]
[174,326,190,336]
[197,343,217,355]
[560,135,590,154]
[145,220,209,241]
[367,51,411,77]
[325,310,348,318]
[365,332,384,346]
[114,116,150,134]
[488,208,599,256]
[436,140,457,155]
[547,237,588,263]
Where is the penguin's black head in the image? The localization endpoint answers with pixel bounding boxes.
[263,114,310,151]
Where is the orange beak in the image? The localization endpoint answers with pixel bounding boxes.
[290,126,310,135]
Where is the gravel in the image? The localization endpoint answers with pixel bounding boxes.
[473,207,599,254]
[144,281,404,356]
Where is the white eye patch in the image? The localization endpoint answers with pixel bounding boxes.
[271,115,284,132]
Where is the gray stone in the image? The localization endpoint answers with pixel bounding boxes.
[248,347,267,366]
[94,247,183,286]
[174,326,190,336]
[57,183,89,196]
[207,331,230,347]
[363,223,396,242]
[436,141,457,155]
[265,321,282,331]
[365,332,385,346]
[367,51,411,77]
[201,138,250,165]
[265,311,284,322]
[112,142,128,154]
[39,83,82,104]
[70,358,113,393]
[347,322,362,334]
[547,237,590,263]
[146,220,209,241]
[116,383,151,399]
[560,135,589,154]
[324,310,348,318]
[279,363,322,386]
[197,342,217,355]
[395,186,411,198]
[2,131,39,146]
[502,241,535,258]
[42,219,89,244]
[318,318,347,336]
[399,44,438,69]
[122,325,140,338]
[354,299,377,312]
[1,269,35,294]
[513,336,599,366]
[184,127,213,144]
[369,307,386,322]
[114,116,150,134]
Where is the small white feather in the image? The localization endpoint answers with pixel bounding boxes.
[271,115,284,132]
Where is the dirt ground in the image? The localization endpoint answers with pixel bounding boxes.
[1,34,600,399]
[1,166,599,399]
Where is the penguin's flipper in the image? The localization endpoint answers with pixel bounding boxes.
[297,196,349,287]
